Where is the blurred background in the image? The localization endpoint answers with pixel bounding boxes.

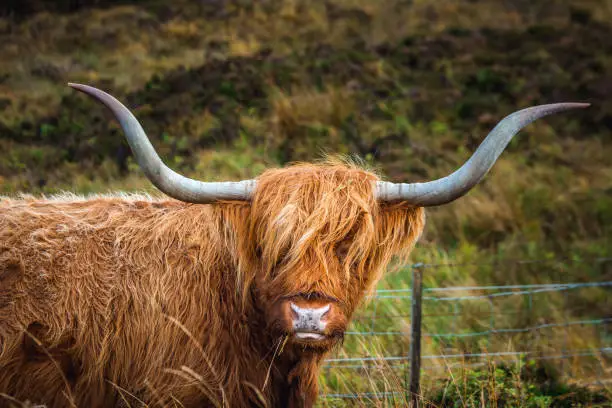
[0,0,610,406]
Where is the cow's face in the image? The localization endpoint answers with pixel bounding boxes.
[245,163,425,352]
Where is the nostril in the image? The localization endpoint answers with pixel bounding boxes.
[290,302,299,319]
[319,304,331,320]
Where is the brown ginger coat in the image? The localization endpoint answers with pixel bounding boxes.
[0,163,425,407]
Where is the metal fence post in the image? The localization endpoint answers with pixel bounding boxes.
[409,263,424,407]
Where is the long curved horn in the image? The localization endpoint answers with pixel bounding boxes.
[68,83,255,203]
[375,103,589,206]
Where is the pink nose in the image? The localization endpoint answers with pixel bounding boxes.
[290,303,330,335]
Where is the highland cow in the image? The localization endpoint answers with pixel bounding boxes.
[0,84,587,407]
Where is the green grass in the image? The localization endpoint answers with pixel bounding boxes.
[317,257,612,406]
[1,0,611,406]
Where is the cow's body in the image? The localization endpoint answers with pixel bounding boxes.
[0,163,425,407]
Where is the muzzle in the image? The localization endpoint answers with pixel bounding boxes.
[273,295,348,345]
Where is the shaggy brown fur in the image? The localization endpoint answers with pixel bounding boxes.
[0,162,425,408]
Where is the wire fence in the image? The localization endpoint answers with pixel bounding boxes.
[319,257,612,403]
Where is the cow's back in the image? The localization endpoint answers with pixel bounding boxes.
[0,194,237,407]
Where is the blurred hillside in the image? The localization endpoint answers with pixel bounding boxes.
[0,0,610,271]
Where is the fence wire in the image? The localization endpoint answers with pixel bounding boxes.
[320,258,612,402]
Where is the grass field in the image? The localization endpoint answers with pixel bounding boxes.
[318,259,611,406]
[1,0,611,406]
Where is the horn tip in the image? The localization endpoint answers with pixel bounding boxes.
[551,102,590,110]
[67,82,87,91]
[572,102,591,108]
[67,83,105,99]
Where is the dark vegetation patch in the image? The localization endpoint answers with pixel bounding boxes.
[0,0,254,20]
[3,20,608,181]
